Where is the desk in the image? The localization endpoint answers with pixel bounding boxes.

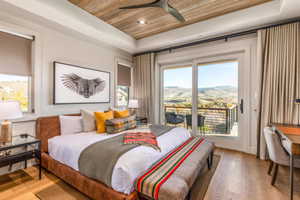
[273,124,300,200]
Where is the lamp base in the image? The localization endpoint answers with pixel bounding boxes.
[0,120,12,144]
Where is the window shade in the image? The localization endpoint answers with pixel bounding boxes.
[117,64,131,86]
[0,31,32,76]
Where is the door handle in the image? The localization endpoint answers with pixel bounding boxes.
[240,99,244,114]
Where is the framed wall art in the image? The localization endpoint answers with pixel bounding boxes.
[53,62,110,104]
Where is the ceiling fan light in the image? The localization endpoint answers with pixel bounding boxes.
[137,20,146,25]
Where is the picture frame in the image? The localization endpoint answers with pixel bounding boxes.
[53,61,111,104]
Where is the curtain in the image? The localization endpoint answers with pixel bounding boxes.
[257,22,300,159]
[133,53,156,122]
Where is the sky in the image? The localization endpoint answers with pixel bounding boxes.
[164,61,238,88]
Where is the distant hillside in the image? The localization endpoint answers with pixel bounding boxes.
[164,86,238,105]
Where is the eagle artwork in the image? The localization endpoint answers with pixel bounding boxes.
[61,73,106,98]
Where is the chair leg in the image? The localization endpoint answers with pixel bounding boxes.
[207,157,211,170]
[268,161,274,175]
[271,164,279,185]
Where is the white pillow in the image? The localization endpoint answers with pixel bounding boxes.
[59,115,83,135]
[80,109,103,132]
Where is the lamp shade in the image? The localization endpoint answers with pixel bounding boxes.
[128,99,139,109]
[0,101,23,120]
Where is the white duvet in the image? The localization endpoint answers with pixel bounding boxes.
[48,127,191,194]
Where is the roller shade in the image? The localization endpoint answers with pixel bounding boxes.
[117,64,131,86]
[0,31,32,76]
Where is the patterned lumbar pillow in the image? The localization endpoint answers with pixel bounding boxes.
[106,115,137,134]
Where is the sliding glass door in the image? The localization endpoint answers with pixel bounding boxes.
[197,61,238,136]
[161,53,249,151]
[162,65,193,131]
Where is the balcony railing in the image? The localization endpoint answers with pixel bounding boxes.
[164,105,238,135]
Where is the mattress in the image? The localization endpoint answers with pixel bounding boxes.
[48,127,191,194]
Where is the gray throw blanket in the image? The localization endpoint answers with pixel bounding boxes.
[78,125,174,187]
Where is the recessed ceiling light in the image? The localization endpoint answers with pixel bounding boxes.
[137,20,146,25]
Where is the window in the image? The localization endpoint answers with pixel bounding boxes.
[116,64,132,106]
[0,74,30,112]
[0,31,33,112]
[117,85,129,106]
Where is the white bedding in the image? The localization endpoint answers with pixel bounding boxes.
[48,127,191,194]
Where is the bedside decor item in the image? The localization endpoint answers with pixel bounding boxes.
[0,101,23,144]
[128,99,139,115]
[54,62,110,104]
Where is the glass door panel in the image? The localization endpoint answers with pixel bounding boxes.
[162,66,193,131]
[197,61,239,136]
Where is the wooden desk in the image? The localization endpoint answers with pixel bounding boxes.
[273,124,300,200]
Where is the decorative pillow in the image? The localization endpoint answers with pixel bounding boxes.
[123,132,160,151]
[59,115,83,135]
[114,110,130,118]
[81,109,103,132]
[94,111,114,133]
[106,115,137,134]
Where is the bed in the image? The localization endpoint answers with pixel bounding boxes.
[36,114,191,200]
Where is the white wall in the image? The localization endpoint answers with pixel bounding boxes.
[0,9,132,116]
[0,9,132,174]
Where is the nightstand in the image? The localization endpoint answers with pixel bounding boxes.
[0,134,41,179]
[136,117,148,125]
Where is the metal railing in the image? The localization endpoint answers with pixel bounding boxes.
[164,105,238,134]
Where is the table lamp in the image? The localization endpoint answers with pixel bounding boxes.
[0,101,23,144]
[128,99,139,115]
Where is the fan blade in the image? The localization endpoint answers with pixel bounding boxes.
[166,5,185,22]
[119,0,161,9]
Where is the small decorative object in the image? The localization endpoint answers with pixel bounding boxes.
[54,62,110,104]
[128,99,139,115]
[0,101,23,144]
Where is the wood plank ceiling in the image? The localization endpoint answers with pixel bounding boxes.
[68,0,273,39]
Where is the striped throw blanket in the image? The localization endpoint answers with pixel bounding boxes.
[124,132,160,151]
[135,136,204,200]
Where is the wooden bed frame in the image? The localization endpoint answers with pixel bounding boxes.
[36,115,138,200]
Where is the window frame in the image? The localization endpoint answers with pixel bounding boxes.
[115,58,133,107]
[0,73,33,113]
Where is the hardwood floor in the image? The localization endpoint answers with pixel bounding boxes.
[0,149,300,200]
[205,149,300,200]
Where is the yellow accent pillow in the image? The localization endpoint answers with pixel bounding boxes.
[94,111,114,133]
[114,110,130,118]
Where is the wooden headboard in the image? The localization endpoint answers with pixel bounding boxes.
[36,114,80,153]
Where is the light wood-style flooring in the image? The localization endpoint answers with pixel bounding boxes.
[0,149,300,200]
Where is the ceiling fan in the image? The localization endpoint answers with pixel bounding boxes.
[119,0,186,23]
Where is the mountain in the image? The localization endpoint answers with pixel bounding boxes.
[164,86,238,105]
